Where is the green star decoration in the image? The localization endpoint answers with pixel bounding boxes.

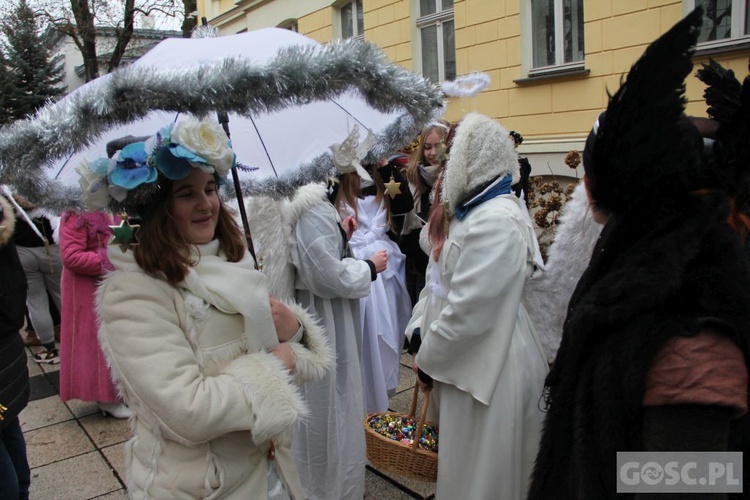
[109,214,140,253]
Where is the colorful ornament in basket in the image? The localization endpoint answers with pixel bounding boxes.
[367,414,439,453]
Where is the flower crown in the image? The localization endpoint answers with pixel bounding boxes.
[77,118,236,212]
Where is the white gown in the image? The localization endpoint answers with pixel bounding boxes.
[287,187,371,500]
[340,195,411,413]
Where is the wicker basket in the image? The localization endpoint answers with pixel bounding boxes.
[363,385,438,482]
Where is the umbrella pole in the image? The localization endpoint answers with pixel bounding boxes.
[217,111,258,269]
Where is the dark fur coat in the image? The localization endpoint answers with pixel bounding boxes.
[528,192,750,499]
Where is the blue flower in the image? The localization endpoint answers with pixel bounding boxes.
[152,146,192,180]
[170,143,210,166]
[119,142,149,167]
[109,164,158,189]
[108,141,158,189]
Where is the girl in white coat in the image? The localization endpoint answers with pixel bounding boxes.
[85,118,333,499]
[407,113,548,500]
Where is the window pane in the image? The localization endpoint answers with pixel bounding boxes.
[421,0,437,16]
[443,20,456,81]
[697,0,733,41]
[442,0,454,10]
[532,0,556,67]
[341,2,353,38]
[563,0,584,63]
[356,0,364,35]
[421,24,439,82]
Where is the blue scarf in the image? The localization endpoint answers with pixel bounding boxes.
[454,174,513,221]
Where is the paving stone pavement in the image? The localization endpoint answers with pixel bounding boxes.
[20,344,436,499]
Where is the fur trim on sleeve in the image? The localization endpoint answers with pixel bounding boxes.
[0,195,17,246]
[283,300,335,384]
[223,351,308,446]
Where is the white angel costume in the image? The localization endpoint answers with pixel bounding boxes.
[406,113,548,500]
[285,183,371,500]
[339,193,411,413]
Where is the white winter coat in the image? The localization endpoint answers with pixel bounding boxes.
[407,197,549,500]
[97,240,332,499]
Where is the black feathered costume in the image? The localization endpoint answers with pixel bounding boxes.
[528,8,750,499]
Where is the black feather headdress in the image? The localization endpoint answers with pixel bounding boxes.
[696,58,750,202]
[696,58,743,123]
[582,7,704,216]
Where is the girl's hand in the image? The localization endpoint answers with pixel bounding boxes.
[342,216,358,240]
[368,250,388,274]
[271,343,296,372]
[270,297,299,342]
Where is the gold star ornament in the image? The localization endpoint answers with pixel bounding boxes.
[383,175,402,199]
[109,213,140,252]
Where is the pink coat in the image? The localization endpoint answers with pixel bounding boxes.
[59,210,119,403]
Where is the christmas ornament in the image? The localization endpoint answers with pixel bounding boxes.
[109,213,140,252]
[383,175,401,199]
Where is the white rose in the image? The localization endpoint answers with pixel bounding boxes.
[172,119,235,177]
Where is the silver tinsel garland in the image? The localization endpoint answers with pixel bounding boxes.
[0,37,444,212]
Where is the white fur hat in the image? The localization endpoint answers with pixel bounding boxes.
[442,112,519,214]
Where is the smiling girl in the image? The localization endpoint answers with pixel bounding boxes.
[83,117,333,499]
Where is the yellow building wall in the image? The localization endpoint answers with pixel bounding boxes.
[298,7,334,43]
[199,0,750,175]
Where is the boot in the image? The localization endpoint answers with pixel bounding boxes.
[98,402,132,419]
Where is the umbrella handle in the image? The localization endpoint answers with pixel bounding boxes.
[217,112,258,270]
[231,165,258,269]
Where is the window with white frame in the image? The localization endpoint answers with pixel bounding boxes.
[340,0,364,40]
[530,0,584,70]
[417,0,455,83]
[688,0,749,44]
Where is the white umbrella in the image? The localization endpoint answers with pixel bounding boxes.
[46,28,432,190]
[0,26,443,226]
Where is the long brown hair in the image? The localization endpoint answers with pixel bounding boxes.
[427,173,448,261]
[371,164,396,230]
[133,180,246,285]
[334,172,361,220]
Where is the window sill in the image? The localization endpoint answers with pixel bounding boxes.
[514,66,590,85]
[694,37,750,58]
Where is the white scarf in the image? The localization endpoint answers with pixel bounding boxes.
[179,240,279,353]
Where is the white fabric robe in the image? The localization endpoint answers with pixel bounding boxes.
[340,195,411,413]
[288,193,371,500]
[407,195,549,500]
